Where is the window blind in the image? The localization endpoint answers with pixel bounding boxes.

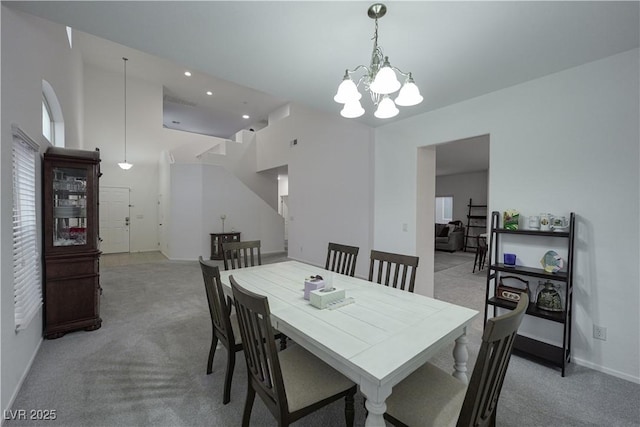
[12,129,42,331]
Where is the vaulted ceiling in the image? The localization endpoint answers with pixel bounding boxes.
[6,1,638,175]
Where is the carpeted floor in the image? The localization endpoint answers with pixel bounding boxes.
[6,252,639,426]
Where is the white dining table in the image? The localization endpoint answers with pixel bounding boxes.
[219,260,477,426]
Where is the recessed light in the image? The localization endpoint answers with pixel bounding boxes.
[242,114,250,119]
[206,91,213,96]
[184,71,192,77]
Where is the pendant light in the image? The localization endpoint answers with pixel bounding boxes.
[118,57,133,170]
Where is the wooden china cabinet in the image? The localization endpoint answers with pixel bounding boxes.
[43,147,102,339]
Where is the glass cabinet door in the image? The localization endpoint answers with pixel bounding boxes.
[52,167,88,246]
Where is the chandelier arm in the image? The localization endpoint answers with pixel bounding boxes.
[390,66,412,79]
[345,64,371,76]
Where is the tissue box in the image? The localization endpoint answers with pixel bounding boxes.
[310,288,346,309]
[304,279,325,300]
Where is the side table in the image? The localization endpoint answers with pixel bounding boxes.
[210,232,241,260]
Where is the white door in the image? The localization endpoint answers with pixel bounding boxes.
[99,186,130,253]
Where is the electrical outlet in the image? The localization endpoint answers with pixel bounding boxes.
[593,325,607,341]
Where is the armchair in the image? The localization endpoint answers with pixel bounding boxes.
[435,221,465,252]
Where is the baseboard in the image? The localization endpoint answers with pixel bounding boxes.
[2,337,43,426]
[572,356,640,384]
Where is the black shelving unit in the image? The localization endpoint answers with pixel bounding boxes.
[484,211,575,376]
[464,198,487,252]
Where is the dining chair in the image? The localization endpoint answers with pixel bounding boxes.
[222,240,261,270]
[221,241,291,349]
[473,235,488,273]
[384,293,529,427]
[230,275,357,427]
[198,257,242,404]
[325,242,359,277]
[199,256,287,404]
[368,250,419,292]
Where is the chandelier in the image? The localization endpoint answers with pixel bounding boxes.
[118,57,133,170]
[334,3,423,119]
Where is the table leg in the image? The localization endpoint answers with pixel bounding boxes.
[360,382,391,426]
[453,329,470,384]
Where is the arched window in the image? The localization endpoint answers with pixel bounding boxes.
[42,95,54,144]
[42,80,65,147]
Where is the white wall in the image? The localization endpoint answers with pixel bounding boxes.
[436,170,488,226]
[375,49,640,382]
[0,7,84,414]
[199,130,279,211]
[167,163,204,259]
[257,103,374,278]
[166,163,284,260]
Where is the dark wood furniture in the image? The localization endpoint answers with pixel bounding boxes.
[43,147,101,339]
[325,242,359,277]
[230,276,357,427]
[199,257,285,404]
[484,211,575,376]
[222,240,261,270]
[198,257,242,404]
[210,232,241,260]
[464,198,487,252]
[369,250,419,293]
[384,294,528,427]
[473,234,488,273]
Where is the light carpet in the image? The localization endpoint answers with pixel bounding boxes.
[6,252,639,426]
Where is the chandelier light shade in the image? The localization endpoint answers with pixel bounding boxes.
[374,95,399,119]
[118,57,133,170]
[334,3,423,119]
[395,74,424,106]
[341,100,366,119]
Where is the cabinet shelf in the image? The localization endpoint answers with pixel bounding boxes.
[487,297,566,323]
[513,335,569,369]
[495,228,570,238]
[484,210,575,376]
[490,264,568,282]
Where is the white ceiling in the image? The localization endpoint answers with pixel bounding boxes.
[6,1,638,171]
[72,30,287,139]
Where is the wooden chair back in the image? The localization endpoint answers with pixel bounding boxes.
[230,276,288,422]
[198,256,235,347]
[457,294,529,427]
[222,240,262,270]
[368,250,419,292]
[325,242,359,277]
